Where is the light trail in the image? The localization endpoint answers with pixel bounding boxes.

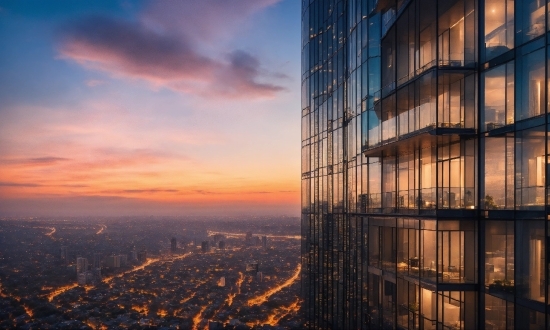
[263,299,301,326]
[48,252,193,301]
[247,264,301,306]
[207,230,300,240]
[192,305,207,330]
[236,272,244,294]
[96,224,106,234]
[45,227,56,237]
[103,252,191,284]
[47,283,79,302]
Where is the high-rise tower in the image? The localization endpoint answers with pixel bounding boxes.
[301,0,549,328]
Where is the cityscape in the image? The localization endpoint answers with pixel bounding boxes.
[4,0,550,329]
[0,217,303,329]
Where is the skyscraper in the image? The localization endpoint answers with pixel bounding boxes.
[302,0,549,328]
[171,237,177,252]
[76,257,88,274]
[93,252,101,269]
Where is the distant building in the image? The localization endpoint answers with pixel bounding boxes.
[245,261,258,272]
[218,277,225,287]
[105,255,120,268]
[171,237,177,252]
[92,267,101,281]
[245,231,252,243]
[256,272,263,282]
[60,246,68,260]
[261,236,267,250]
[76,257,88,274]
[137,250,147,262]
[218,241,225,250]
[213,234,225,243]
[201,241,209,253]
[129,250,138,261]
[92,253,101,268]
[77,272,87,285]
[118,254,128,266]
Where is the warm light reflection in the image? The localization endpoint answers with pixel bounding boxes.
[208,230,300,240]
[248,263,301,306]
[192,305,207,330]
[96,224,106,234]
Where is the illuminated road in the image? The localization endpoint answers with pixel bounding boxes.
[248,263,301,306]
[47,283,79,302]
[263,299,301,325]
[45,227,56,237]
[207,230,300,240]
[103,252,191,284]
[47,252,193,301]
[96,224,106,234]
[236,272,244,294]
[192,305,207,330]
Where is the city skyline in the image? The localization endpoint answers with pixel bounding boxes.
[0,0,301,217]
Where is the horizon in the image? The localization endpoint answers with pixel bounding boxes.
[0,0,301,218]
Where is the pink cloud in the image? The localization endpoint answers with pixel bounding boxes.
[57,11,285,99]
[142,0,282,43]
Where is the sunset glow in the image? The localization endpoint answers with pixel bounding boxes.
[0,0,300,217]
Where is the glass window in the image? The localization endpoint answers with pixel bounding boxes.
[515,126,545,209]
[515,220,545,303]
[484,0,514,60]
[420,226,437,282]
[483,137,514,209]
[485,221,514,294]
[438,221,477,283]
[482,62,514,131]
[516,0,546,45]
[485,294,514,329]
[516,48,545,121]
[397,227,420,276]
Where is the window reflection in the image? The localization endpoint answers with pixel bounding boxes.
[516,48,545,121]
[483,137,514,209]
[483,62,514,130]
[484,0,514,60]
[516,220,545,303]
[516,0,546,44]
[515,126,545,208]
[485,221,514,294]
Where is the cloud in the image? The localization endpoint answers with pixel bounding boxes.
[57,14,285,99]
[0,181,41,187]
[0,157,70,166]
[100,188,180,194]
[85,79,106,87]
[143,0,281,43]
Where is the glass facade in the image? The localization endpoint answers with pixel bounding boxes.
[301,0,550,328]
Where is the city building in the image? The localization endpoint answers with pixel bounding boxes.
[137,250,147,263]
[129,250,138,261]
[246,260,259,273]
[60,246,68,260]
[301,0,550,329]
[77,272,87,286]
[262,236,268,250]
[76,257,88,275]
[118,254,128,267]
[201,241,209,253]
[92,252,101,269]
[218,241,225,250]
[171,237,177,252]
[105,255,120,268]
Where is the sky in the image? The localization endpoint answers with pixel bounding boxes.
[0,0,301,217]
